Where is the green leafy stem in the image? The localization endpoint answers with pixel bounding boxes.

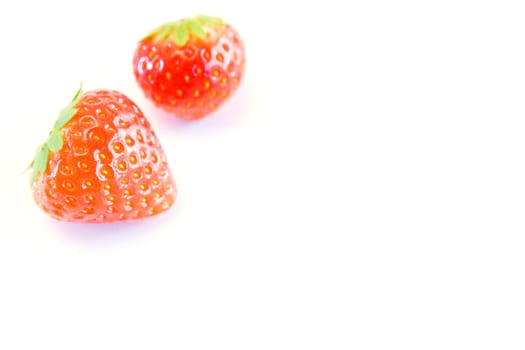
[31,85,82,183]
[148,15,224,46]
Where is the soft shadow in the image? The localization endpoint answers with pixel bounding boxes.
[51,201,182,247]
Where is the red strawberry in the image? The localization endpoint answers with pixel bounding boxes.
[31,86,177,223]
[133,15,245,121]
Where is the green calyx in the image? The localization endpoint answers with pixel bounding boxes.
[146,15,224,46]
[31,85,82,183]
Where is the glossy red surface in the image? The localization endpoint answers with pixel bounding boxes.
[133,21,245,120]
[32,90,176,223]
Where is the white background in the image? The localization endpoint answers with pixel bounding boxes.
[0,0,524,348]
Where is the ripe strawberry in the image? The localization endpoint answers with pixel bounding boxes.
[31,86,177,223]
[133,15,245,120]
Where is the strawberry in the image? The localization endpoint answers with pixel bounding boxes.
[133,15,245,120]
[31,86,177,223]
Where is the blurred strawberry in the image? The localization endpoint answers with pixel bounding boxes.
[133,15,245,120]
